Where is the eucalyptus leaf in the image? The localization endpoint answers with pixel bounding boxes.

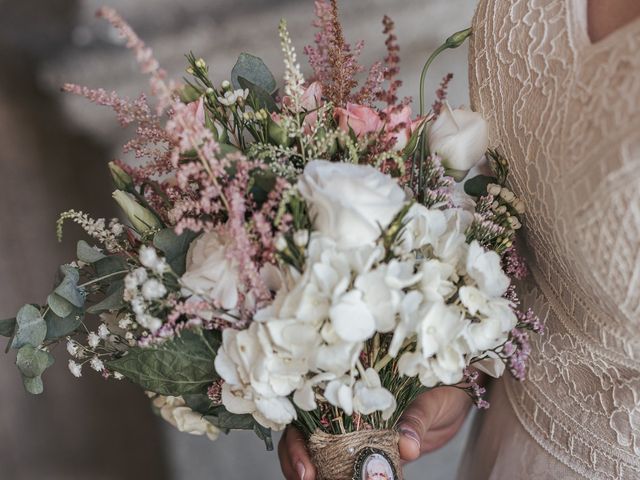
[231,53,277,94]
[0,318,16,337]
[47,293,74,318]
[464,174,498,197]
[44,307,83,340]
[153,229,197,276]
[107,330,220,396]
[53,265,84,308]
[237,76,278,113]
[16,344,51,378]
[11,305,46,349]
[87,281,125,314]
[77,240,106,263]
[95,255,128,279]
[22,376,44,395]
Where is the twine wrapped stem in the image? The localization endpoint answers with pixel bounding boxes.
[308,429,402,480]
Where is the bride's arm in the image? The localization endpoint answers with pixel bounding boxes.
[587,0,640,43]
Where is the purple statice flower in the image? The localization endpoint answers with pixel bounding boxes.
[518,307,545,334]
[503,245,529,280]
[463,367,490,409]
[501,307,544,381]
[503,329,531,381]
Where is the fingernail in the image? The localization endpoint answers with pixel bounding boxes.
[296,461,306,480]
[398,425,421,448]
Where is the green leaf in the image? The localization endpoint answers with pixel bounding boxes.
[53,265,84,308]
[87,281,125,314]
[205,409,255,430]
[231,53,277,94]
[107,330,220,396]
[16,344,51,378]
[77,240,106,263]
[254,424,274,451]
[44,307,83,340]
[11,305,46,349]
[183,393,215,415]
[95,255,128,279]
[402,119,426,159]
[0,318,16,337]
[464,175,498,197]
[218,144,240,157]
[47,293,74,317]
[153,229,198,276]
[237,76,278,113]
[204,406,273,450]
[22,376,44,395]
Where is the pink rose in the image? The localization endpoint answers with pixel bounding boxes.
[300,81,323,111]
[335,103,383,138]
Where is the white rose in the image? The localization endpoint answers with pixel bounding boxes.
[298,160,406,248]
[181,231,239,310]
[428,104,489,181]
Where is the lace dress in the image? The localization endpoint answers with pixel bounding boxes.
[458,0,640,478]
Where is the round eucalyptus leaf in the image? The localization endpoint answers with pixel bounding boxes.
[16,344,50,378]
[11,304,46,349]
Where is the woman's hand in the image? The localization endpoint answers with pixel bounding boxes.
[277,386,472,479]
[396,386,472,461]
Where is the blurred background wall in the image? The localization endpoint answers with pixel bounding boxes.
[0,0,476,478]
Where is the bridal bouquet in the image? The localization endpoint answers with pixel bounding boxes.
[1,2,542,478]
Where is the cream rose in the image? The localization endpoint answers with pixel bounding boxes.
[428,104,489,181]
[298,160,407,248]
[181,231,240,310]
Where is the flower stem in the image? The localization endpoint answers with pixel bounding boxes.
[418,28,472,117]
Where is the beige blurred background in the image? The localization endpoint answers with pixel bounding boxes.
[0,0,476,478]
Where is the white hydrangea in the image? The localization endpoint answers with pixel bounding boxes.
[215,162,519,428]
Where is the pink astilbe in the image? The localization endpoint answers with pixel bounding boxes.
[376,15,403,108]
[431,73,454,117]
[96,6,176,113]
[305,0,365,107]
[304,0,335,85]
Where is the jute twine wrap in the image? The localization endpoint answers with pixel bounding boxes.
[308,429,402,480]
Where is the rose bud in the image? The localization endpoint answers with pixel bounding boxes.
[428,104,489,181]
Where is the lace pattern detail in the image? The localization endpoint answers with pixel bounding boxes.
[469,0,640,477]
